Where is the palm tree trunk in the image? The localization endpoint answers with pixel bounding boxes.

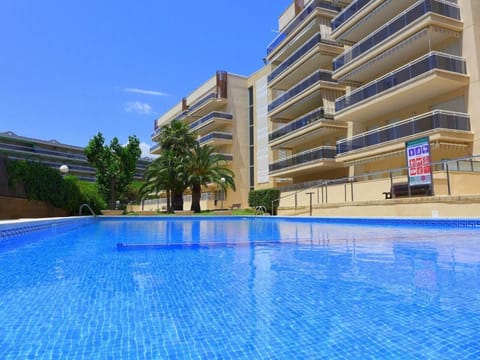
[166,190,172,213]
[191,183,201,213]
[172,191,183,211]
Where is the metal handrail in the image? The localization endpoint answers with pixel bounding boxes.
[79,203,96,216]
[254,206,267,216]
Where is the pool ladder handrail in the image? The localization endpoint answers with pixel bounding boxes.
[79,203,96,217]
[254,206,268,216]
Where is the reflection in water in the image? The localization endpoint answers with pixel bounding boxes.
[1,218,479,358]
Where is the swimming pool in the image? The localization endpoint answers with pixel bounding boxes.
[0,216,479,359]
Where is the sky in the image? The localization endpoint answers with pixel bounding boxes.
[0,0,293,157]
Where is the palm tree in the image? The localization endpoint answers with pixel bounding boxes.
[139,153,178,213]
[181,143,235,213]
[156,120,196,210]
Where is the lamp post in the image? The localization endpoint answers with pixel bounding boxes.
[59,164,69,177]
[221,177,225,209]
[306,191,314,216]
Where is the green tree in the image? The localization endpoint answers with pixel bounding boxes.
[85,132,141,209]
[155,120,196,210]
[139,152,178,213]
[181,143,235,213]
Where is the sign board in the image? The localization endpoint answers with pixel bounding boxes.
[405,137,432,186]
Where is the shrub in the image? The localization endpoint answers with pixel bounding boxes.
[248,188,281,215]
[6,160,106,215]
[71,177,107,214]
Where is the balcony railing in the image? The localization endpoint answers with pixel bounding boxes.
[267,0,340,55]
[335,52,467,112]
[150,143,161,153]
[269,146,336,172]
[336,110,471,155]
[269,70,336,113]
[0,142,87,161]
[331,0,371,31]
[213,153,233,162]
[189,112,233,131]
[333,0,461,71]
[175,93,219,120]
[269,107,333,142]
[151,126,162,139]
[268,33,339,83]
[198,132,233,145]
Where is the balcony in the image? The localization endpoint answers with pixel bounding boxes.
[213,153,233,162]
[333,0,462,73]
[269,107,347,149]
[198,132,233,146]
[150,143,161,155]
[175,93,227,121]
[268,70,341,119]
[268,33,343,88]
[336,111,472,161]
[331,0,371,33]
[335,24,461,84]
[151,125,162,142]
[0,142,87,161]
[189,112,233,134]
[269,146,337,175]
[331,0,418,43]
[266,0,340,59]
[335,52,468,122]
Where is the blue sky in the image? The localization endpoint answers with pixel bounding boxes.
[0,0,292,156]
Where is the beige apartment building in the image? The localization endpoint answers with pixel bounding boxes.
[151,71,250,209]
[151,0,480,213]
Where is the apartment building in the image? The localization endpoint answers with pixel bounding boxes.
[0,131,150,182]
[266,0,348,187]
[332,0,478,178]
[151,71,250,208]
[151,0,480,209]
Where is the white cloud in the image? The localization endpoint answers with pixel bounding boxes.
[122,141,157,159]
[124,101,155,115]
[140,142,157,159]
[123,88,168,96]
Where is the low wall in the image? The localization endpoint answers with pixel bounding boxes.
[0,196,68,220]
[278,171,480,209]
[279,195,480,218]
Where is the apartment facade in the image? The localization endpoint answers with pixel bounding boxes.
[332,0,477,180]
[151,71,250,208]
[266,0,348,187]
[151,0,480,209]
[0,131,150,182]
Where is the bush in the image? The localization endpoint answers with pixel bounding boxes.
[7,160,65,208]
[248,188,281,215]
[6,160,106,215]
[71,177,107,214]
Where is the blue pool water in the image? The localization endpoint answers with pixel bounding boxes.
[0,216,479,359]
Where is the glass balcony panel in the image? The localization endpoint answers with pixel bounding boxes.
[377,128,390,144]
[365,132,378,147]
[414,115,433,133]
[396,122,414,138]
[395,67,411,84]
[377,76,392,93]
[362,83,377,98]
